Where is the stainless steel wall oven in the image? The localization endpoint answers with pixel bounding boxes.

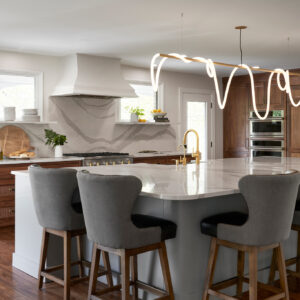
[249,110,285,158]
[249,110,284,137]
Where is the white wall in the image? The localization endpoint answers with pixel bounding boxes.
[122,65,223,158]
[0,50,223,158]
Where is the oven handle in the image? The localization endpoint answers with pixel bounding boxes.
[249,118,284,121]
[250,147,285,151]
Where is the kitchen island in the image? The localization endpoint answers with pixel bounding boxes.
[12,157,300,300]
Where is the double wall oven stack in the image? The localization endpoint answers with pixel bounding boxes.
[249,110,285,158]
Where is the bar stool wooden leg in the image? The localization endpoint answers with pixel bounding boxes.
[297,231,300,273]
[268,249,277,285]
[276,244,289,300]
[103,251,113,288]
[236,250,245,297]
[38,228,49,289]
[88,243,101,299]
[158,241,174,300]
[249,247,258,300]
[121,250,130,300]
[63,231,71,300]
[76,235,84,277]
[131,255,138,299]
[202,238,219,300]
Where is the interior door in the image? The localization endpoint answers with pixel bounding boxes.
[182,92,213,160]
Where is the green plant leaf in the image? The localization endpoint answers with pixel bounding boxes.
[44,129,67,148]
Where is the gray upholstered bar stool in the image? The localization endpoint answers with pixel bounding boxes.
[77,171,177,300]
[29,165,113,300]
[200,173,300,300]
[269,199,300,282]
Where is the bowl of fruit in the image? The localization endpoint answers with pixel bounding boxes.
[151,109,167,117]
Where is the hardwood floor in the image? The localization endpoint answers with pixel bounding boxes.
[0,226,299,300]
[0,226,122,299]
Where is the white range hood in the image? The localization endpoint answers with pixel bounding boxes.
[52,54,137,98]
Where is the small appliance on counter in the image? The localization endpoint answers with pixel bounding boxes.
[64,152,133,166]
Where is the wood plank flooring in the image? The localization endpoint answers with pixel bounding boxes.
[0,226,299,299]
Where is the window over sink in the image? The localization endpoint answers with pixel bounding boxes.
[117,83,163,122]
[0,71,43,120]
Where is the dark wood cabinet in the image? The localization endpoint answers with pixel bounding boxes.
[253,82,266,110]
[250,82,285,111]
[270,84,286,110]
[287,85,300,157]
[133,154,193,165]
[0,160,82,227]
[223,72,289,158]
[223,84,249,158]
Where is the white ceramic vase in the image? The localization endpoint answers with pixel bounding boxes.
[130,113,138,122]
[4,107,16,121]
[54,145,63,158]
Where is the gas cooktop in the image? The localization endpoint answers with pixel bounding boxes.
[64,152,129,158]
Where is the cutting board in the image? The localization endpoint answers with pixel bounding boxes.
[0,125,31,156]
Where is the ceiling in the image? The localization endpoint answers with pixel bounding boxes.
[0,0,300,76]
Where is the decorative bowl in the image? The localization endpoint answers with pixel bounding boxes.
[152,112,167,117]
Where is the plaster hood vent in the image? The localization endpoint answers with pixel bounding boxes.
[52,54,136,98]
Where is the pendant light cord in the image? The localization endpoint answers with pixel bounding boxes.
[239,29,243,65]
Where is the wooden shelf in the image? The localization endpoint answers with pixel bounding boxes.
[115,121,170,126]
[0,121,57,125]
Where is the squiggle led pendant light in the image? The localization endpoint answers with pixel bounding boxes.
[150,26,300,120]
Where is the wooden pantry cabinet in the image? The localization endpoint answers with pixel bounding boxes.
[252,81,286,111]
[0,160,82,227]
[223,73,288,158]
[287,85,300,157]
[223,78,250,158]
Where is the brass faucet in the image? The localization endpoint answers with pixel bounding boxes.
[177,144,187,165]
[181,129,201,165]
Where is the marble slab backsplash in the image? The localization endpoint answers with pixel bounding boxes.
[0,97,177,157]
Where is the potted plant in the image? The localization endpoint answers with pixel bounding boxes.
[44,129,67,158]
[126,106,145,122]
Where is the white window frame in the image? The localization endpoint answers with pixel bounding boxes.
[0,69,44,121]
[116,81,164,122]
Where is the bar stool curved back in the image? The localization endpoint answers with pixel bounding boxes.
[219,173,300,246]
[29,165,112,300]
[201,172,300,300]
[77,171,176,300]
[29,165,84,231]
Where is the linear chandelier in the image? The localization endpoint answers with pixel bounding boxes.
[150,25,300,121]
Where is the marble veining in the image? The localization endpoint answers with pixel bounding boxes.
[13,157,300,200]
[0,96,177,157]
[49,97,177,154]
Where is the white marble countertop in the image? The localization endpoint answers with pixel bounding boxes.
[0,156,83,165]
[12,157,300,200]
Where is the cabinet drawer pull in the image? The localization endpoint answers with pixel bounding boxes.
[8,187,15,192]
